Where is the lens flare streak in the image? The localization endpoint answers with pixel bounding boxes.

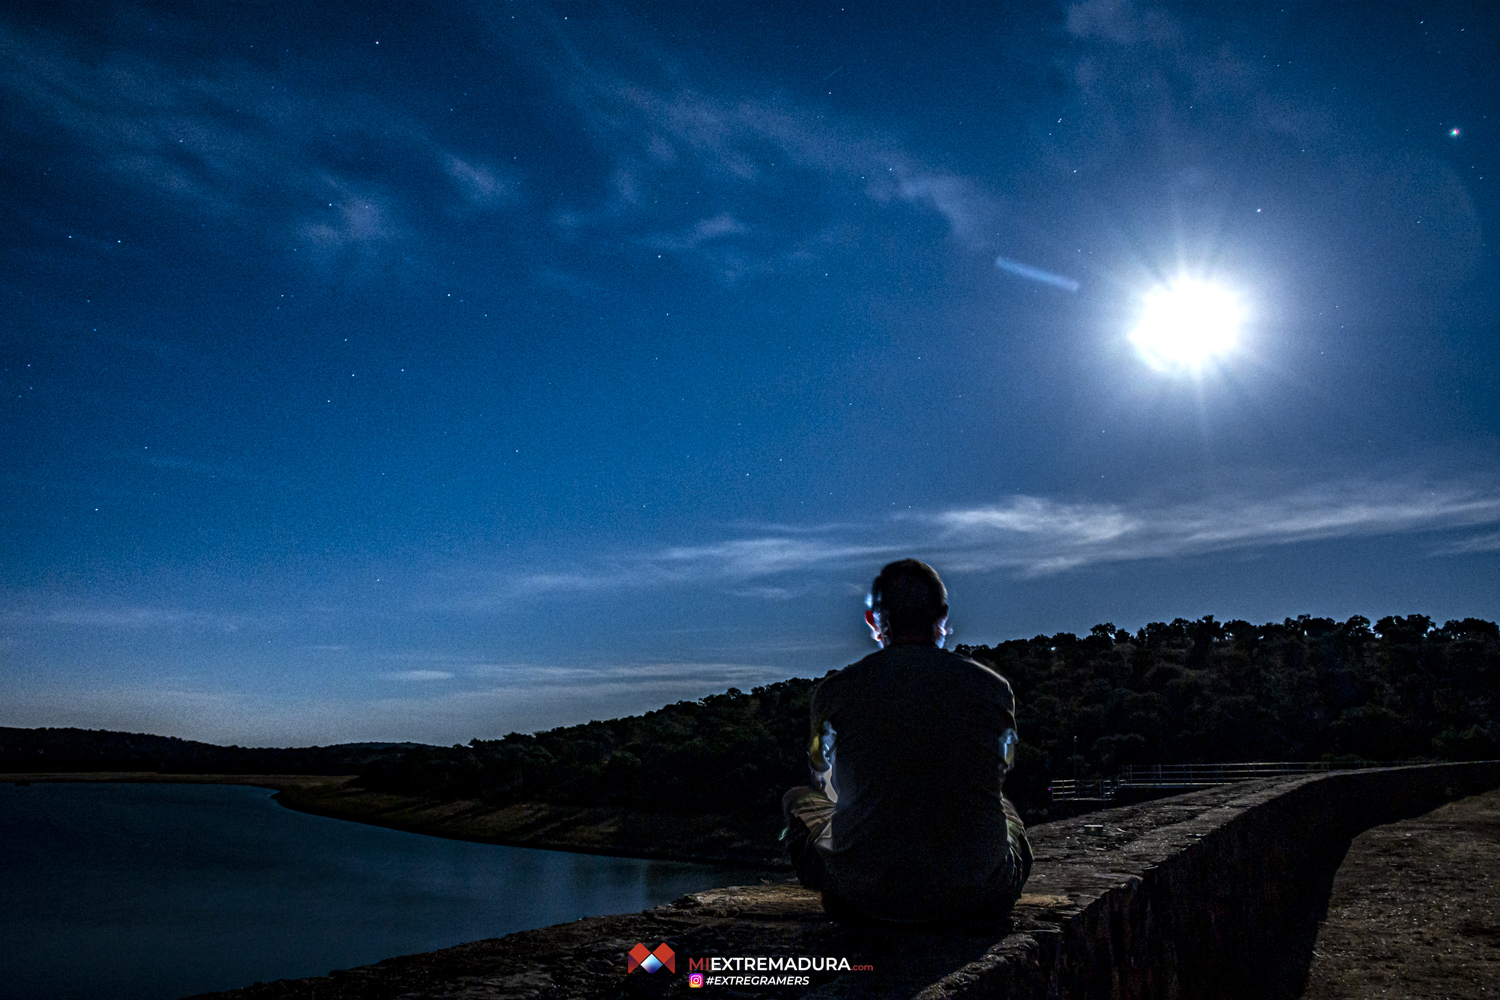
[995,255,1081,292]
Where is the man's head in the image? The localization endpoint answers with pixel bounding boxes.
[865,559,949,647]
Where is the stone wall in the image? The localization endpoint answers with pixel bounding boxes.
[944,761,1500,1000]
[195,761,1500,1000]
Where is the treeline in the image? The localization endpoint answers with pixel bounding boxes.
[359,680,818,819]
[14,614,1493,827]
[967,614,1498,818]
[0,727,415,775]
[358,614,1499,823]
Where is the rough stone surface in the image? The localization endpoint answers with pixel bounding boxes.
[190,762,1500,1000]
[1301,786,1500,999]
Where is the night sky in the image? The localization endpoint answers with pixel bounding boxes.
[3,1,1498,747]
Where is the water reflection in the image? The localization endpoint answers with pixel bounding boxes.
[0,782,759,1000]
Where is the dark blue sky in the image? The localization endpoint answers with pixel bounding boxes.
[3,1,1497,746]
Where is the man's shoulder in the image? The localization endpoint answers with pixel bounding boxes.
[896,644,1007,676]
[812,651,880,703]
[813,645,1015,726]
[935,647,1012,692]
[901,647,1015,710]
[949,648,1010,684]
[816,646,1009,694]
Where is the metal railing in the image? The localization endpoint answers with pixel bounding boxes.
[1049,776,1119,800]
[1049,760,1428,800]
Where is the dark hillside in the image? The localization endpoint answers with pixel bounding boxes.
[358,679,821,822]
[0,727,415,775]
[10,614,1496,830]
[967,614,1499,817]
[359,615,1499,824]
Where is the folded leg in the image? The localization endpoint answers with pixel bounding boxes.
[781,785,835,890]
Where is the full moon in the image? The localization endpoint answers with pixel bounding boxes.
[1129,278,1244,373]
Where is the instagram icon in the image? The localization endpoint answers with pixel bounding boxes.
[688,972,705,988]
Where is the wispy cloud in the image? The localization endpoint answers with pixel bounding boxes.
[464,660,780,689]
[655,537,894,579]
[528,29,1007,281]
[136,452,258,482]
[1057,0,1481,292]
[2,3,1007,286]
[931,482,1500,576]
[443,154,519,208]
[325,660,796,741]
[0,606,249,632]
[382,670,454,682]
[452,478,1500,603]
[644,212,751,252]
[0,17,518,267]
[1430,530,1500,556]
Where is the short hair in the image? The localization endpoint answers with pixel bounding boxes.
[868,559,948,636]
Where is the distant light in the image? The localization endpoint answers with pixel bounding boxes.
[1129,278,1244,373]
[1449,127,1461,138]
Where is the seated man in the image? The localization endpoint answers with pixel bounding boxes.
[782,559,1032,922]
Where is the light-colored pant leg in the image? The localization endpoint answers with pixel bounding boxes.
[1001,794,1034,898]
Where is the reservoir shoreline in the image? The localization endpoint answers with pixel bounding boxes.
[3,780,761,1000]
[0,772,787,868]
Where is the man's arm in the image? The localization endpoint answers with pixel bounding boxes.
[808,702,837,802]
[1000,726,1018,774]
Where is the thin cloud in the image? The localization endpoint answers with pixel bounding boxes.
[1430,530,1500,556]
[1,606,249,632]
[465,660,779,688]
[346,660,797,742]
[655,537,894,579]
[524,26,1008,277]
[463,478,1500,601]
[729,585,806,601]
[138,452,258,482]
[381,670,455,682]
[443,154,518,208]
[1057,0,1481,293]
[932,482,1500,576]
[644,213,751,251]
[0,18,516,266]
[439,537,890,606]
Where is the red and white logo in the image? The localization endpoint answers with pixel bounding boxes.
[627,942,676,974]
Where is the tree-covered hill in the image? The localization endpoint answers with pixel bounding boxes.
[968,614,1498,817]
[358,614,1499,824]
[358,678,821,820]
[7,614,1494,828]
[0,728,416,775]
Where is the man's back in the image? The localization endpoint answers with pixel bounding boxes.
[811,644,1019,922]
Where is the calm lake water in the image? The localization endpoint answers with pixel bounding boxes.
[0,782,758,1000]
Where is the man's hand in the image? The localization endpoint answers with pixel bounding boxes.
[809,720,837,801]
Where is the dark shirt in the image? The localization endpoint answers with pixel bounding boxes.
[810,644,1018,921]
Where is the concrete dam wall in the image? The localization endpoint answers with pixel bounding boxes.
[199,760,1500,1000]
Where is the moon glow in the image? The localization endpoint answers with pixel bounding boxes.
[1129,278,1245,373]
